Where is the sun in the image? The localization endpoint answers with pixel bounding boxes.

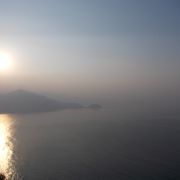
[0,51,13,72]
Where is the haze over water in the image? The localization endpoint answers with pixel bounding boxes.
[0,108,180,180]
[0,0,180,179]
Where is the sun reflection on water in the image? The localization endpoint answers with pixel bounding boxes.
[0,115,16,179]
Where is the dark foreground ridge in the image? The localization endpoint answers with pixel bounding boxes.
[0,174,6,180]
[0,89,83,114]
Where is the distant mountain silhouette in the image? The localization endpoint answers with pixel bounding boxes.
[0,89,83,114]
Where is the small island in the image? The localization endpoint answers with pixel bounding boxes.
[88,104,102,110]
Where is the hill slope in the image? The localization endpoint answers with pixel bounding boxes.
[0,90,82,114]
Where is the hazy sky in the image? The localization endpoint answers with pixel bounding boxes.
[0,0,180,99]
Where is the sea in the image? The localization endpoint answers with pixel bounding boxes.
[0,107,180,180]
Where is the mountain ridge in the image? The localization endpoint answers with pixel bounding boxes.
[0,89,83,114]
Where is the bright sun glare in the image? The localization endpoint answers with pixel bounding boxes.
[0,51,13,72]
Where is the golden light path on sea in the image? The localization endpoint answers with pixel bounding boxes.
[0,115,16,179]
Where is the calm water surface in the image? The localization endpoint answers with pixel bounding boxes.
[0,108,180,180]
